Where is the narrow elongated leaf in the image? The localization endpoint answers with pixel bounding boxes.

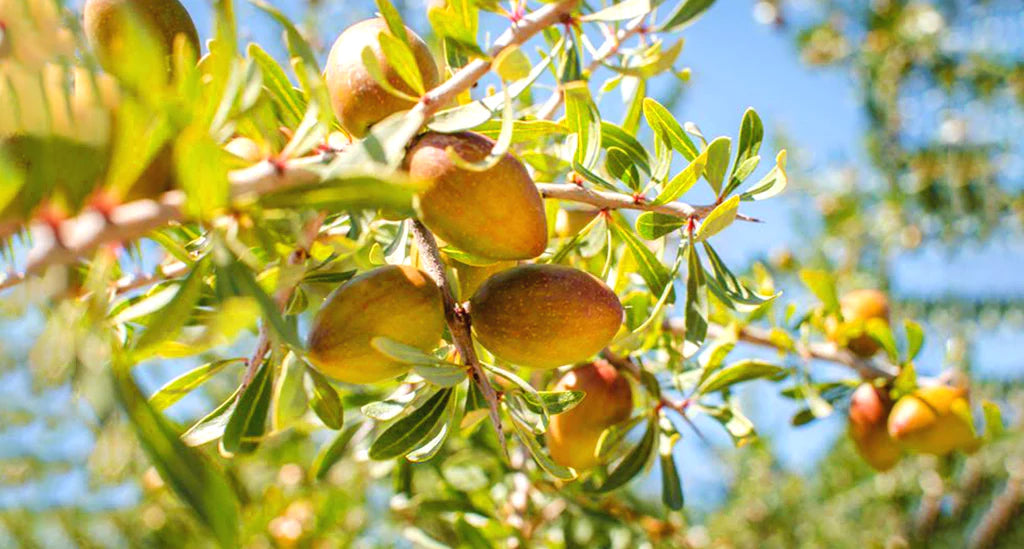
[731,108,763,181]
[520,390,586,416]
[273,351,308,431]
[369,388,452,460]
[131,259,207,353]
[375,0,410,48]
[653,149,708,205]
[703,242,779,312]
[866,318,899,363]
[378,33,425,95]
[222,359,273,454]
[694,195,740,242]
[606,147,640,190]
[601,122,651,174]
[564,81,601,170]
[684,238,708,353]
[597,417,656,492]
[741,150,788,201]
[636,212,685,240]
[250,0,318,71]
[247,43,304,127]
[699,359,786,393]
[799,269,839,313]
[149,358,244,411]
[360,46,420,102]
[182,391,239,447]
[113,362,239,547]
[305,366,344,430]
[702,137,731,194]
[660,453,684,510]
[474,119,569,143]
[643,98,698,160]
[371,337,451,367]
[982,400,1004,440]
[511,415,576,480]
[611,219,674,300]
[596,414,647,460]
[904,319,924,362]
[658,0,717,32]
[311,421,363,480]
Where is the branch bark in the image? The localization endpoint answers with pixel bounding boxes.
[409,220,506,454]
[537,182,760,222]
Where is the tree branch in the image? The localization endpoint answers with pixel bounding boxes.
[409,220,506,455]
[537,182,761,222]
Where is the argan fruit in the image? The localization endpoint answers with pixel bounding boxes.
[848,383,901,471]
[547,361,633,470]
[405,132,548,260]
[887,385,979,456]
[469,264,623,368]
[83,0,200,72]
[827,289,890,357]
[324,18,439,138]
[554,207,598,238]
[307,265,445,384]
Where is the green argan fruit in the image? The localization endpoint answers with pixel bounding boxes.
[83,0,200,72]
[848,383,901,471]
[307,265,445,384]
[469,264,623,368]
[405,132,548,260]
[324,18,439,138]
[547,360,633,470]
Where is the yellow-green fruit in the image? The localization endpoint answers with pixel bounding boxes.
[324,18,439,138]
[887,385,979,456]
[848,383,901,471]
[83,0,200,72]
[469,264,623,368]
[547,361,633,470]
[555,207,598,238]
[306,265,445,384]
[406,132,548,260]
[827,289,890,357]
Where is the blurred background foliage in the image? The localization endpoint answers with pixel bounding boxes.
[1,0,1022,547]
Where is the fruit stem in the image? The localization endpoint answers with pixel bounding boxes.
[409,220,508,458]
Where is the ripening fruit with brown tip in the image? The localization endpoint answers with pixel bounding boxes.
[887,385,979,456]
[83,0,200,73]
[827,289,890,357]
[547,361,633,470]
[469,264,623,368]
[306,265,445,384]
[324,18,440,138]
[848,383,901,471]
[405,132,548,260]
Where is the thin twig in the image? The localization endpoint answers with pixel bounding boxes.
[409,220,507,455]
[537,182,761,222]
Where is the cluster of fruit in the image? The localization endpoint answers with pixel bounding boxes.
[832,290,980,470]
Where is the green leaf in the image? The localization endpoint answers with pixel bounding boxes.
[260,171,418,217]
[606,147,640,190]
[658,0,717,32]
[182,391,239,447]
[494,45,531,82]
[694,195,740,242]
[597,417,656,492]
[700,398,756,445]
[892,362,917,397]
[176,126,229,219]
[799,269,839,313]
[728,108,763,188]
[611,218,674,301]
[643,98,698,161]
[741,150,788,201]
[866,318,900,363]
[520,390,586,416]
[703,242,779,312]
[601,122,652,174]
[474,119,569,143]
[699,359,786,394]
[684,239,708,354]
[595,415,646,460]
[305,366,344,430]
[702,137,731,195]
[636,212,685,240]
[511,415,576,480]
[375,0,411,48]
[132,259,208,354]
[653,149,708,205]
[222,359,273,454]
[360,46,420,103]
[378,32,425,95]
[149,358,244,411]
[113,362,239,547]
[563,81,602,170]
[981,400,1004,440]
[217,259,301,350]
[582,0,652,21]
[903,319,924,362]
[251,0,319,71]
[311,421,363,481]
[369,388,452,460]
[247,43,304,127]
[272,351,308,431]
[660,451,684,510]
